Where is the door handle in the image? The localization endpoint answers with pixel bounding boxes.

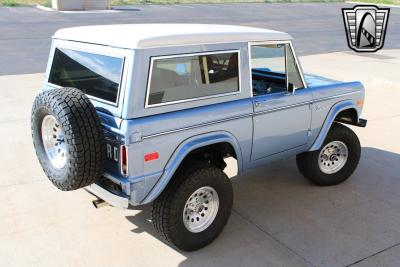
[254,102,261,108]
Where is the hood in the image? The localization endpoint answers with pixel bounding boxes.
[304,74,340,87]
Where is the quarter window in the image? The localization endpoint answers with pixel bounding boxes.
[286,45,305,91]
[147,51,240,106]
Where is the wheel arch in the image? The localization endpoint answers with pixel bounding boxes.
[334,108,358,124]
[141,131,243,204]
[309,100,359,151]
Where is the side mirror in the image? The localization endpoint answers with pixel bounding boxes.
[288,83,295,93]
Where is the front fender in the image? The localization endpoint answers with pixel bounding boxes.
[141,131,243,204]
[309,100,359,151]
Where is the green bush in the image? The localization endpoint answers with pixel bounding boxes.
[1,0,22,6]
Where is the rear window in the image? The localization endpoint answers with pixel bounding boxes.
[48,48,124,104]
[147,51,240,106]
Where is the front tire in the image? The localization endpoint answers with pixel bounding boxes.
[151,161,233,251]
[296,123,361,186]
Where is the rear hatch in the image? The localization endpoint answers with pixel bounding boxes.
[46,45,127,182]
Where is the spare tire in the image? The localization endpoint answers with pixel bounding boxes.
[31,88,105,191]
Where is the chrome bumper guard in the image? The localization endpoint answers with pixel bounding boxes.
[85,183,129,209]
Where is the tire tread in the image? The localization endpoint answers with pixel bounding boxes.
[151,161,233,251]
[31,88,105,191]
[296,123,361,186]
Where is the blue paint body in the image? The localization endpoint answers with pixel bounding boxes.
[43,39,365,206]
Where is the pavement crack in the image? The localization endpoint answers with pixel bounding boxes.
[232,209,316,267]
[346,242,400,267]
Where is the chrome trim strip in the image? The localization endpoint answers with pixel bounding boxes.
[253,100,311,116]
[247,42,254,98]
[146,90,241,109]
[145,49,242,108]
[142,112,253,140]
[288,42,307,89]
[141,90,361,140]
[47,81,122,107]
[285,43,289,92]
[313,90,361,103]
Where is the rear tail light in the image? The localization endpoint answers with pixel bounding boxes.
[120,145,128,176]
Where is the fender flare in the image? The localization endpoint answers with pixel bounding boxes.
[309,100,359,151]
[141,131,243,204]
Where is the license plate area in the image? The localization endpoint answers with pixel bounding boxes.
[103,128,123,176]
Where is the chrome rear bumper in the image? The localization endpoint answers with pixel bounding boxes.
[85,183,129,209]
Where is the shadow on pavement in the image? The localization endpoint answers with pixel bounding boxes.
[125,147,400,266]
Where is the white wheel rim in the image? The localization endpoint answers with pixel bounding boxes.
[318,141,348,174]
[183,186,219,233]
[41,115,67,169]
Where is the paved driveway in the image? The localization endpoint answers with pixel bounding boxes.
[1,3,400,266]
[0,49,399,266]
[0,3,399,75]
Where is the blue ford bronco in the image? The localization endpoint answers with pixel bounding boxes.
[31,24,367,251]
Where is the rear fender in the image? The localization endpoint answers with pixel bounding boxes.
[141,131,242,204]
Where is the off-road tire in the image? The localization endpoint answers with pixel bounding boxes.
[31,88,105,191]
[296,123,361,186]
[151,161,233,251]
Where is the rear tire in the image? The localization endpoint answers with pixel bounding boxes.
[31,88,105,191]
[296,123,361,186]
[151,161,233,251]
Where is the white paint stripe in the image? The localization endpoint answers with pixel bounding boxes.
[36,5,55,12]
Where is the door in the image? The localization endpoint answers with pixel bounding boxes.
[250,43,311,160]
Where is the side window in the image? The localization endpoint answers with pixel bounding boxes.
[286,45,305,91]
[250,43,305,96]
[147,51,240,106]
[251,44,286,96]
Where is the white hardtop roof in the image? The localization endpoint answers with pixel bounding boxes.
[53,24,292,49]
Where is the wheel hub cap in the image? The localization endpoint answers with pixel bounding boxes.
[41,115,67,169]
[318,141,348,174]
[183,186,219,233]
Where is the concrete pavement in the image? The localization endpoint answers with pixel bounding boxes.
[0,49,400,266]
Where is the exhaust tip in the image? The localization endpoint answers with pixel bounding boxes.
[92,199,108,208]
